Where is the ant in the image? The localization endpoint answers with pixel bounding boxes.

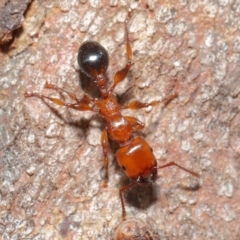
[25,9,199,220]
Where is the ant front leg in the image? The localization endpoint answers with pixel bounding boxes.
[111,10,132,91]
[25,83,94,111]
[124,116,144,131]
[119,181,138,220]
[158,161,200,178]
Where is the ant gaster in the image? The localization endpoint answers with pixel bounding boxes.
[25,9,199,220]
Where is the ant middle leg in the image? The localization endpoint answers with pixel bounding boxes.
[122,92,178,110]
[111,9,133,91]
[101,129,110,187]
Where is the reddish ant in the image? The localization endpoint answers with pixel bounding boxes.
[25,9,199,220]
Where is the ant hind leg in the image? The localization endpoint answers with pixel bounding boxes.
[111,9,133,91]
[44,82,80,103]
[25,86,94,111]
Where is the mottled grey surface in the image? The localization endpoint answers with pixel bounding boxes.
[0,0,239,239]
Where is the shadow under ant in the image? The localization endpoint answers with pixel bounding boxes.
[119,175,159,211]
[39,97,91,133]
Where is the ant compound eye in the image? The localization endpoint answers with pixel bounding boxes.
[78,41,109,78]
[122,166,126,171]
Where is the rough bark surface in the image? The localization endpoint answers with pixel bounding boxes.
[0,0,33,45]
[0,0,239,239]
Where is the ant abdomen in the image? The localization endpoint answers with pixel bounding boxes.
[78,41,109,78]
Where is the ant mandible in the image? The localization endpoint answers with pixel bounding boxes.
[25,9,199,220]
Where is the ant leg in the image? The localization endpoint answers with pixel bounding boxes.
[101,129,110,187]
[44,82,94,107]
[122,92,178,110]
[111,10,132,91]
[44,82,82,103]
[125,116,144,131]
[158,161,200,178]
[161,92,178,106]
[119,182,138,220]
[24,91,93,111]
[123,100,159,110]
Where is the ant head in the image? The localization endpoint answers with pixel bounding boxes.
[78,41,109,78]
[137,168,158,187]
